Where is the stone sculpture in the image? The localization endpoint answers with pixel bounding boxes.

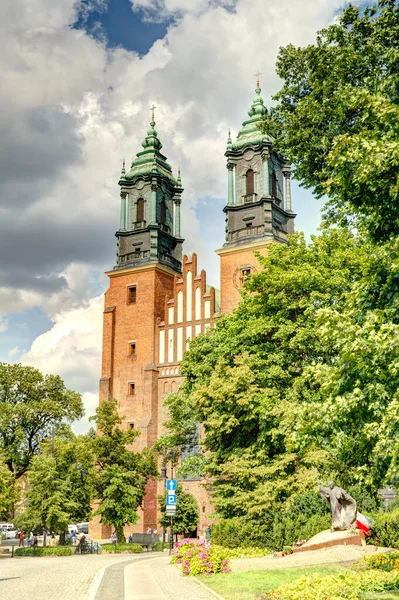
[318,482,357,531]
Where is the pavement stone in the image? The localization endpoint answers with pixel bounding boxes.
[147,555,214,599]
[0,553,138,600]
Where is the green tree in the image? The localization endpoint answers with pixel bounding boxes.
[16,433,95,544]
[92,400,157,543]
[158,484,199,536]
[0,363,83,477]
[263,0,399,241]
[164,229,369,518]
[0,452,18,519]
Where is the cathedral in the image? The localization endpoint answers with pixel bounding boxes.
[90,81,296,539]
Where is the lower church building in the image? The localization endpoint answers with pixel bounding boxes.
[90,82,296,539]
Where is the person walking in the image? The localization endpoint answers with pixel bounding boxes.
[18,531,24,547]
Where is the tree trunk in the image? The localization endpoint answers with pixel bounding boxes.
[116,525,125,544]
[59,531,66,546]
[43,528,47,547]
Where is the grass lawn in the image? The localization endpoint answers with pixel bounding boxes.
[198,565,345,600]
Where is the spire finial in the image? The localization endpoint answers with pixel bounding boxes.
[177,167,182,186]
[227,128,232,151]
[150,103,157,123]
[254,70,262,90]
[122,158,125,170]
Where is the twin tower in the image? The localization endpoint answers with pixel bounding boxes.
[93,84,296,539]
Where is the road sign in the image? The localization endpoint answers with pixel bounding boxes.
[166,479,177,492]
[166,505,176,516]
[166,494,177,506]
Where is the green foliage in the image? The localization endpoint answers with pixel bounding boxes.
[211,518,272,549]
[165,230,373,517]
[152,542,165,551]
[215,546,270,558]
[263,1,399,241]
[92,400,157,543]
[374,509,399,549]
[212,493,330,552]
[15,547,73,557]
[366,551,399,572]
[16,433,95,537]
[261,569,399,600]
[158,484,199,535]
[0,363,83,478]
[101,543,143,554]
[0,452,18,519]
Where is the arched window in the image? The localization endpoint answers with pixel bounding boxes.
[160,200,166,224]
[271,173,277,198]
[246,169,254,195]
[136,198,144,222]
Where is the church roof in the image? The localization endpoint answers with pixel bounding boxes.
[231,87,271,151]
[124,119,178,186]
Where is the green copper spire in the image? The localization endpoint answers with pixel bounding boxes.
[227,128,232,151]
[125,107,177,185]
[232,81,270,151]
[177,167,182,187]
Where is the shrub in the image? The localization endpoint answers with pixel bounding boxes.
[261,569,399,600]
[172,539,230,576]
[101,543,143,554]
[215,545,270,558]
[374,509,399,549]
[15,547,73,557]
[366,551,399,572]
[152,542,165,551]
[211,517,271,549]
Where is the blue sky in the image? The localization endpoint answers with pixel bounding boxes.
[0,0,349,429]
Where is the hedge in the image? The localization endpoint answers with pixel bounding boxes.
[15,547,73,557]
[374,509,399,549]
[101,543,143,554]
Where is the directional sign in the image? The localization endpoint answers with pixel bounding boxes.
[166,479,177,492]
[166,494,177,506]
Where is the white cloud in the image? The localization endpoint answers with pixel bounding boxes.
[8,345,20,357]
[3,0,346,429]
[0,317,9,334]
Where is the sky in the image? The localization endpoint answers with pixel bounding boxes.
[0,0,352,432]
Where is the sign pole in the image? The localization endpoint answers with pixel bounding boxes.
[169,515,173,555]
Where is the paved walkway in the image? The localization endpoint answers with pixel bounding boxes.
[0,552,213,600]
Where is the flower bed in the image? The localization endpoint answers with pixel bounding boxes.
[260,569,399,600]
[172,539,230,576]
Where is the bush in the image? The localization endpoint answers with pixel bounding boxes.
[15,547,73,557]
[152,542,165,551]
[215,545,270,558]
[261,569,399,600]
[211,517,271,549]
[172,539,230,576]
[374,509,399,549]
[101,543,143,554]
[366,551,399,572]
[212,492,331,552]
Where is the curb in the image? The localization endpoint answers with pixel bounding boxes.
[192,576,226,600]
[84,565,106,600]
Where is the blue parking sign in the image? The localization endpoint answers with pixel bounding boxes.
[166,494,177,506]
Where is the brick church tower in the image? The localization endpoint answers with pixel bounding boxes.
[216,78,295,313]
[92,83,295,539]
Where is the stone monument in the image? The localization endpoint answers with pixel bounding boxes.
[319,482,357,531]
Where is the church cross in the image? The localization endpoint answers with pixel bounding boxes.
[150,104,157,122]
[254,70,262,89]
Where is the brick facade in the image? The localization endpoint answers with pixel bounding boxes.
[91,86,296,540]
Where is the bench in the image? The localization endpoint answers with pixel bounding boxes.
[130,533,161,551]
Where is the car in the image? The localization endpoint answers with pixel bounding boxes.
[5,529,19,539]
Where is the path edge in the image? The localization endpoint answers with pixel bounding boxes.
[84,565,107,600]
[192,576,226,600]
